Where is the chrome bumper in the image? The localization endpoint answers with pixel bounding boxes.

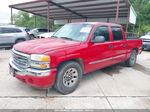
[9,57,50,77]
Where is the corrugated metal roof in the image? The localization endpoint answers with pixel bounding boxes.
[9,0,131,20]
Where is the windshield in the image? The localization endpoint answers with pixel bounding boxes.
[52,24,93,42]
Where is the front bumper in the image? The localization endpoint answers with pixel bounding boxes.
[9,58,57,88]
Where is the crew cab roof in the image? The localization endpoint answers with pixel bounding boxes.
[69,22,121,27]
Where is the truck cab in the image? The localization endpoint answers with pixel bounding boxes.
[9,22,142,94]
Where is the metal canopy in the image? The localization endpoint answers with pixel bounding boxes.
[9,0,131,19]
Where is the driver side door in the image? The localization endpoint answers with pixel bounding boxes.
[86,25,115,73]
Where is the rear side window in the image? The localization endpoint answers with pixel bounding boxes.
[111,26,123,41]
[38,29,48,32]
[94,25,110,42]
[1,28,22,33]
[14,28,22,33]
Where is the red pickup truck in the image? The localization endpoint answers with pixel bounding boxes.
[9,22,142,94]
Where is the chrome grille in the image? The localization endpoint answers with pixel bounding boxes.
[12,49,30,69]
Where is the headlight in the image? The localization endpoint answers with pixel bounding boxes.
[30,54,50,69]
[31,54,50,62]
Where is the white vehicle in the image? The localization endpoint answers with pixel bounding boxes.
[37,32,54,38]
[0,26,30,47]
[140,32,150,50]
[141,32,150,39]
[29,28,49,39]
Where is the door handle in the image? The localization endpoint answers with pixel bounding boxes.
[122,44,126,47]
[109,45,114,49]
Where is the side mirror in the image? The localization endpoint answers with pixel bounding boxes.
[91,36,105,43]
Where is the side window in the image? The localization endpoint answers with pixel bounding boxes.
[1,28,22,33]
[14,28,22,33]
[93,26,110,42]
[111,26,123,41]
[1,28,14,33]
[39,29,48,32]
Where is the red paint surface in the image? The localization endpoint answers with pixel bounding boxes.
[13,22,142,88]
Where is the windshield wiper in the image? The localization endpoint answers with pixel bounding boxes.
[60,37,73,41]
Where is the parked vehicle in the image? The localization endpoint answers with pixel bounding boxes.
[20,27,30,33]
[9,22,142,94]
[140,32,150,50]
[0,26,30,47]
[29,28,49,39]
[37,32,54,38]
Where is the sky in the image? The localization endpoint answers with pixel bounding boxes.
[0,0,32,24]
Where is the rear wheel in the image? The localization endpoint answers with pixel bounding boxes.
[125,50,137,67]
[54,61,82,94]
[29,34,35,39]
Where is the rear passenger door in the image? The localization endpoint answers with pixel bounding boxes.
[111,26,127,63]
[0,28,15,44]
[0,28,22,44]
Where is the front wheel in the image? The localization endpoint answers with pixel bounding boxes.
[54,61,82,94]
[125,50,137,67]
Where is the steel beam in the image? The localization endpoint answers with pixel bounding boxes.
[116,0,120,23]
[47,1,87,19]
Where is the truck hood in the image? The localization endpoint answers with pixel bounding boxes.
[14,38,81,54]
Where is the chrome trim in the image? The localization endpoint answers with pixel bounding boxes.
[89,54,126,64]
[9,57,50,77]
[113,55,126,59]
[12,48,30,58]
[12,48,30,68]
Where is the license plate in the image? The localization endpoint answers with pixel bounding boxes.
[9,66,15,77]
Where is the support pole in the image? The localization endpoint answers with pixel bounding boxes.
[126,7,130,33]
[34,15,37,28]
[47,3,50,32]
[138,24,141,37]
[115,0,120,23]
[107,18,109,23]
[67,19,70,23]
[85,18,87,22]
[69,13,72,23]
[132,24,135,37]
[126,23,129,34]
[10,8,13,25]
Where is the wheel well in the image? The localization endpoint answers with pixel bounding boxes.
[58,58,84,73]
[133,48,138,53]
[15,38,25,43]
[30,34,35,37]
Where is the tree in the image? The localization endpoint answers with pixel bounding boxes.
[130,0,150,34]
[13,11,47,29]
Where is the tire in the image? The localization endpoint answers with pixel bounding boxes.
[54,61,82,94]
[125,50,137,67]
[29,35,35,39]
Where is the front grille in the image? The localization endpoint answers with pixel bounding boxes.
[12,49,30,69]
